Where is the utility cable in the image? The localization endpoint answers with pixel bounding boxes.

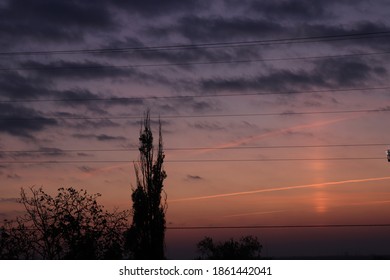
[0,157,384,164]
[0,31,389,56]
[1,86,388,104]
[0,143,388,154]
[0,108,389,121]
[1,50,390,72]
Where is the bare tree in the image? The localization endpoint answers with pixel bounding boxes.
[127,111,167,259]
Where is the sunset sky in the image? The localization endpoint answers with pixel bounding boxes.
[0,0,390,258]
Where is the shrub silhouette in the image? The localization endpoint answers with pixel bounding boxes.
[197,235,262,260]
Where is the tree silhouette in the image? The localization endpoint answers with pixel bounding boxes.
[197,235,262,260]
[0,187,129,259]
[126,111,167,259]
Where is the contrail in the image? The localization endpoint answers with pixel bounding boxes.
[169,176,390,202]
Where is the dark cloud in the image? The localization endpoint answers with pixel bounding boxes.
[64,119,121,130]
[154,98,217,115]
[0,0,208,51]
[111,0,207,16]
[249,0,327,20]
[316,59,387,87]
[100,38,247,68]
[37,147,65,157]
[78,165,95,173]
[200,58,386,93]
[76,152,93,157]
[96,134,126,142]
[157,16,286,42]
[0,0,207,49]
[0,0,116,46]
[20,60,135,80]
[188,121,226,131]
[0,147,66,159]
[37,88,143,115]
[7,173,21,180]
[0,72,123,116]
[72,133,126,142]
[296,21,390,40]
[186,174,204,181]
[0,103,57,138]
[0,197,19,203]
[283,130,314,138]
[111,22,390,72]
[0,71,52,100]
[52,88,109,114]
[147,12,390,53]
[0,73,117,121]
[189,100,217,112]
[226,0,371,22]
[126,118,172,130]
[22,60,175,89]
[200,69,325,93]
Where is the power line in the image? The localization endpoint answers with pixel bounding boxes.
[8,223,390,231]
[1,31,389,56]
[166,223,390,230]
[0,143,388,154]
[1,108,389,121]
[1,85,389,104]
[0,157,384,164]
[164,158,383,162]
[2,50,390,72]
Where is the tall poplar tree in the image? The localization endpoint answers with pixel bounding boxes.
[128,111,167,259]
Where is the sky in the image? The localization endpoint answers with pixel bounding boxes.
[0,0,390,259]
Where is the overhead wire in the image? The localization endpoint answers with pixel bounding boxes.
[0,143,387,154]
[1,50,390,72]
[0,157,384,165]
[0,107,389,121]
[0,30,389,56]
[8,223,390,231]
[0,144,387,165]
[1,86,389,104]
[166,223,390,230]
